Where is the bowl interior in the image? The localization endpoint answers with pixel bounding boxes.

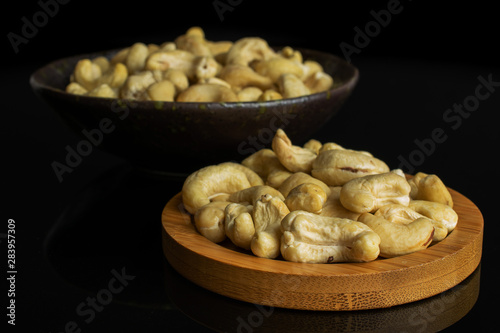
[30,48,359,176]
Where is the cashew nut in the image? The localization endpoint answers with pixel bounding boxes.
[182,163,261,214]
[218,64,273,92]
[271,128,317,173]
[228,185,284,206]
[145,49,196,75]
[142,80,176,102]
[237,86,263,102]
[224,203,255,250]
[72,59,102,91]
[125,42,149,74]
[281,211,381,263]
[409,200,458,233]
[312,149,390,186]
[339,171,411,214]
[87,84,117,98]
[253,57,304,83]
[303,71,334,94]
[119,71,157,100]
[284,183,327,214]
[225,37,276,66]
[241,149,288,182]
[320,186,361,220]
[194,201,231,243]
[374,204,448,242]
[251,194,290,258]
[358,213,434,258]
[277,171,331,198]
[176,83,238,102]
[258,89,283,101]
[174,26,212,56]
[278,73,310,99]
[409,172,453,207]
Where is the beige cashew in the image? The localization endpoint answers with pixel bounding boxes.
[258,89,283,101]
[193,56,221,80]
[265,170,293,189]
[224,203,255,250]
[194,201,231,243]
[145,49,196,76]
[72,59,102,91]
[358,213,434,258]
[339,171,411,214]
[92,56,110,73]
[374,203,448,241]
[176,83,239,102]
[320,186,361,220]
[119,71,157,100]
[281,211,381,263]
[253,57,304,83]
[303,71,334,94]
[303,139,323,155]
[162,68,189,93]
[174,26,212,56]
[65,82,88,95]
[241,148,288,182]
[225,37,276,66]
[182,163,259,214]
[125,42,149,74]
[237,86,263,102]
[87,84,117,98]
[228,185,285,206]
[218,162,264,187]
[284,183,327,214]
[278,171,331,198]
[251,194,290,259]
[218,64,273,92]
[97,63,128,89]
[278,73,310,99]
[409,200,458,233]
[409,172,453,207]
[271,128,317,173]
[142,80,176,102]
[312,149,390,186]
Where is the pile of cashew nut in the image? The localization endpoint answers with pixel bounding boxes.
[181,129,458,263]
[65,27,334,102]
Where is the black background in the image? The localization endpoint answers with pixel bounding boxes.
[3,0,499,332]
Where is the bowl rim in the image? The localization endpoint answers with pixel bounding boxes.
[29,46,359,109]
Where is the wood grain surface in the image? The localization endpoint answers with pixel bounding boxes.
[161,188,483,311]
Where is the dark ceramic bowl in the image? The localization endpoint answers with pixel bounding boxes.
[30,48,359,176]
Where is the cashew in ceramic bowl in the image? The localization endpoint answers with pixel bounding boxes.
[194,201,231,243]
[358,213,434,258]
[218,64,273,92]
[280,211,381,263]
[339,171,411,214]
[253,57,304,83]
[72,59,102,91]
[312,149,390,186]
[251,194,290,259]
[225,203,255,250]
[176,83,238,102]
[182,163,263,214]
[271,128,317,173]
[225,37,276,66]
[277,73,310,99]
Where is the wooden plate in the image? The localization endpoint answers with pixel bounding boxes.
[161,188,483,311]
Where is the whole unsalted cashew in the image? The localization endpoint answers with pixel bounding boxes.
[339,171,411,214]
[320,186,361,220]
[278,172,331,198]
[225,203,255,250]
[194,201,231,243]
[374,203,448,242]
[182,163,262,214]
[358,213,434,258]
[278,73,310,99]
[218,64,273,92]
[284,183,327,214]
[228,185,285,206]
[312,149,390,186]
[271,129,317,173]
[176,83,238,102]
[281,211,381,263]
[251,194,290,259]
[409,200,458,233]
[225,37,276,66]
[253,57,304,83]
[409,172,454,207]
